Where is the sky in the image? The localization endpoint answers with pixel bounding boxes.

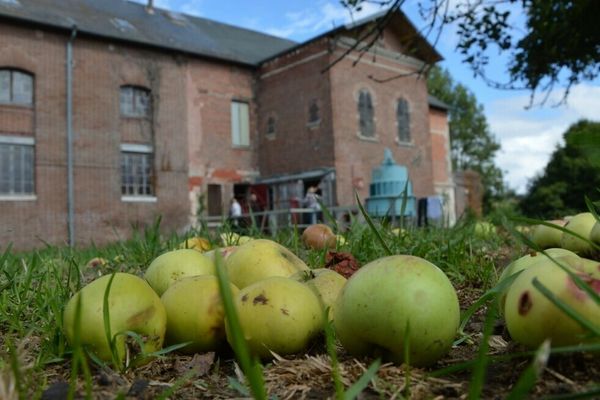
[131,0,600,194]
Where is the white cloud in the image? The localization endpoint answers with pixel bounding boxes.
[264,1,384,40]
[488,83,600,194]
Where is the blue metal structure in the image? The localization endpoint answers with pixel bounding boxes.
[366,148,416,217]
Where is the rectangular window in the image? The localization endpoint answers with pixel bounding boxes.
[120,86,151,118]
[231,101,249,147]
[0,69,33,106]
[0,135,34,196]
[120,143,154,199]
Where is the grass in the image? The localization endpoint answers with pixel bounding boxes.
[0,207,598,398]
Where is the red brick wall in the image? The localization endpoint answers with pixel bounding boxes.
[0,23,189,250]
[429,108,450,185]
[257,38,335,176]
[328,34,435,206]
[186,57,258,215]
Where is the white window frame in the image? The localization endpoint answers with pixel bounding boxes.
[120,143,156,202]
[0,134,36,201]
[231,101,250,147]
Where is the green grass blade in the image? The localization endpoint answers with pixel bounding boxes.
[102,272,121,371]
[505,340,550,400]
[355,191,392,256]
[467,301,497,400]
[584,196,600,223]
[318,197,338,232]
[542,386,600,400]
[214,251,266,400]
[343,358,381,400]
[7,338,23,400]
[323,311,344,400]
[532,278,600,336]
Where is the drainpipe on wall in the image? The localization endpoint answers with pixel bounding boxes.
[66,25,77,247]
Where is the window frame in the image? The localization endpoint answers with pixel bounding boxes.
[307,99,321,127]
[265,115,276,138]
[120,143,156,202]
[231,100,250,147]
[0,134,36,200]
[357,89,376,139]
[0,68,34,107]
[396,98,411,144]
[119,85,151,119]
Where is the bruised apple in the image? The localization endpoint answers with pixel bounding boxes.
[145,249,215,296]
[302,224,336,250]
[227,277,323,358]
[161,275,239,353]
[504,257,600,348]
[225,239,309,289]
[63,273,166,366]
[333,255,459,367]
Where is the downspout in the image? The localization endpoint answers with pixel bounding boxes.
[66,26,77,247]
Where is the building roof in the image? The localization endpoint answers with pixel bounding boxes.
[0,0,442,67]
[0,0,297,66]
[428,95,450,110]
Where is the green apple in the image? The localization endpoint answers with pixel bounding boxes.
[474,221,496,239]
[178,236,211,252]
[161,275,239,354]
[227,277,323,358]
[225,239,309,289]
[561,212,597,255]
[63,273,166,366]
[292,268,347,320]
[145,249,215,296]
[591,221,600,245]
[333,255,459,367]
[581,257,600,278]
[504,256,600,348]
[302,224,336,250]
[496,248,579,314]
[530,220,567,249]
[203,246,238,262]
[220,232,253,246]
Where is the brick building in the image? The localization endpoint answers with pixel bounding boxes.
[0,0,455,250]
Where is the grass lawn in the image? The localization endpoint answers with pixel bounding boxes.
[0,214,599,399]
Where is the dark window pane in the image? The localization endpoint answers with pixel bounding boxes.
[0,71,10,103]
[13,71,33,105]
[358,90,374,137]
[397,99,410,142]
[308,100,320,123]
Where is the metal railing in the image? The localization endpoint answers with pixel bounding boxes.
[196,205,360,234]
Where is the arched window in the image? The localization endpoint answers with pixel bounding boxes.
[0,69,34,106]
[120,85,151,117]
[308,99,320,125]
[358,89,375,137]
[396,98,410,143]
[266,116,276,136]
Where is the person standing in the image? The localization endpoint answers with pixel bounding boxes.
[303,186,321,225]
[229,197,242,230]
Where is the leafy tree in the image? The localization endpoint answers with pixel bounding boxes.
[427,66,505,213]
[341,0,600,103]
[519,120,600,219]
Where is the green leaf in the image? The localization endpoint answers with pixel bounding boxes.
[343,358,381,400]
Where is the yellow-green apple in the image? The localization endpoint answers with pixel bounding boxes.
[225,239,309,289]
[203,246,237,263]
[144,249,215,296]
[497,248,580,314]
[291,268,347,320]
[302,224,336,250]
[591,221,600,245]
[504,256,600,348]
[160,275,239,354]
[63,273,166,366]
[530,220,567,249]
[220,232,253,246]
[561,212,597,255]
[474,221,496,239]
[333,255,459,367]
[227,277,323,358]
[178,236,211,252]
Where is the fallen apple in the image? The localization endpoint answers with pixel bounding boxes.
[203,246,237,262]
[530,220,567,249]
[333,255,459,367]
[145,249,215,296]
[227,277,323,358]
[473,221,496,239]
[591,221,600,245]
[504,256,600,348]
[291,268,347,320]
[63,272,166,366]
[561,212,597,256]
[178,236,212,252]
[225,239,309,289]
[496,248,579,314]
[161,275,239,354]
[302,224,336,250]
[220,232,253,246]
